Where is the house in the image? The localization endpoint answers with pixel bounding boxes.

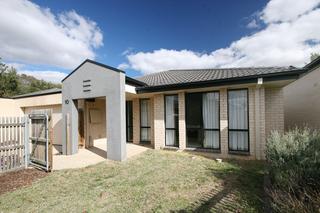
[284,56,320,130]
[0,59,308,162]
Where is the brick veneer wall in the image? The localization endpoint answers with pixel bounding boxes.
[265,88,284,136]
[150,97,155,146]
[220,89,228,156]
[178,92,186,149]
[132,98,140,144]
[153,94,165,149]
[134,86,284,160]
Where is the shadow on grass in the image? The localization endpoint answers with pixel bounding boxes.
[172,154,266,213]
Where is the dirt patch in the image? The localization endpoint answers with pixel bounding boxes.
[0,168,48,195]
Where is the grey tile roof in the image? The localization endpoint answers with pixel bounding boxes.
[135,67,301,87]
[13,88,61,99]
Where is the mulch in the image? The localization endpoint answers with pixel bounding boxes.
[0,168,48,195]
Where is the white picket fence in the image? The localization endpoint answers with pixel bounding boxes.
[0,117,28,172]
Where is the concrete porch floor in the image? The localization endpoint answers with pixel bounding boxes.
[52,139,150,170]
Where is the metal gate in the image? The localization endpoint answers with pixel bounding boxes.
[28,112,52,172]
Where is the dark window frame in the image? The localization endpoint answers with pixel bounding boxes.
[185,91,221,150]
[126,101,133,142]
[140,98,151,144]
[227,88,250,153]
[164,94,179,147]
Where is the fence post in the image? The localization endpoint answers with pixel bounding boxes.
[24,115,29,168]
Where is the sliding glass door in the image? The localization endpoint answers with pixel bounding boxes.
[186,92,220,149]
[228,89,249,152]
[202,92,220,149]
[140,99,151,143]
[165,95,179,147]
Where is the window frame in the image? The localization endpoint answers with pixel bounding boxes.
[227,88,250,154]
[139,98,151,144]
[164,94,179,147]
[185,91,221,150]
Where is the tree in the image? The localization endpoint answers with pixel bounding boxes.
[0,58,19,97]
[310,53,320,62]
[0,58,61,97]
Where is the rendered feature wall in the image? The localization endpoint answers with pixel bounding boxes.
[62,61,126,161]
[284,66,320,129]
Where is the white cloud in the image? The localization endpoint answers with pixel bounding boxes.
[122,0,320,75]
[246,19,259,29]
[117,63,129,70]
[18,70,67,83]
[261,0,320,23]
[0,0,103,69]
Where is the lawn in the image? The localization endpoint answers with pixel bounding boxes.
[0,150,265,212]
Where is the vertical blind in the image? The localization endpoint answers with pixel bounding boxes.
[202,92,220,149]
[228,90,249,151]
[165,95,178,146]
[140,99,151,142]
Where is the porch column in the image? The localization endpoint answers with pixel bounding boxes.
[62,99,78,155]
[153,94,165,149]
[178,92,186,150]
[106,73,127,161]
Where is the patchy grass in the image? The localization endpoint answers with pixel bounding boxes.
[0,150,265,212]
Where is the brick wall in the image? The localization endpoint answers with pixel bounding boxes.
[132,98,140,144]
[150,97,155,146]
[220,88,228,156]
[178,92,186,149]
[248,87,256,157]
[265,87,284,136]
[153,94,165,149]
[132,86,284,160]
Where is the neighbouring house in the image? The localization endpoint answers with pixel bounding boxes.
[284,56,320,130]
[0,59,311,162]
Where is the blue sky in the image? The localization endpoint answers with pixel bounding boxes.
[1,0,320,82]
[33,0,266,77]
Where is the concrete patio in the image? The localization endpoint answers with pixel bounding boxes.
[52,139,150,170]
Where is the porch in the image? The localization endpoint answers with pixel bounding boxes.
[53,140,149,170]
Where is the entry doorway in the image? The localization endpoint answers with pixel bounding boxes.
[76,98,107,150]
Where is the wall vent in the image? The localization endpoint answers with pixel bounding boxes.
[83,80,91,92]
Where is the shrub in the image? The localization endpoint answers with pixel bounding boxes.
[266,128,320,212]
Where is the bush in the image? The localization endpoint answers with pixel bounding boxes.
[266,128,320,212]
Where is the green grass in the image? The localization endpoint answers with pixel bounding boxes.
[0,150,265,212]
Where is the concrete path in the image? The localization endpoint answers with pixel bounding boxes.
[52,139,150,170]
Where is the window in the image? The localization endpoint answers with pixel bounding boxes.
[140,99,151,143]
[186,92,220,149]
[165,95,179,147]
[228,89,249,152]
[126,101,133,142]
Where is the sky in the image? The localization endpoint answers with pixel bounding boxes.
[0,0,320,83]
